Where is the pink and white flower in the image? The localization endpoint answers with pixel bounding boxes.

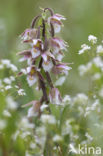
[17,50,31,62]
[22,100,41,117]
[31,39,43,58]
[49,87,62,105]
[52,63,71,75]
[56,51,64,61]
[42,59,53,72]
[21,28,38,42]
[48,14,66,33]
[26,66,38,86]
[50,37,68,54]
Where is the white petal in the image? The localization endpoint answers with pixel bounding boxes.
[27,75,37,86]
[31,48,40,58]
[54,24,61,33]
[57,53,64,61]
[42,61,53,72]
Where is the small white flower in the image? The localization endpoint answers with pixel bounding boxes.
[93,56,103,68]
[99,87,103,98]
[15,85,19,89]
[3,109,11,117]
[6,96,17,110]
[78,62,92,76]
[96,45,103,54]
[30,143,36,149]
[0,64,4,69]
[63,95,71,103]
[53,135,62,142]
[10,64,18,72]
[92,73,101,80]
[41,114,56,124]
[10,76,15,81]
[18,89,26,96]
[73,93,88,105]
[5,85,12,90]
[0,119,7,130]
[3,78,11,84]
[78,44,91,55]
[1,59,11,67]
[20,131,31,139]
[21,68,27,74]
[20,117,34,129]
[88,35,97,44]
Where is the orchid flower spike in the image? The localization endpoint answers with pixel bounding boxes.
[17,8,71,116]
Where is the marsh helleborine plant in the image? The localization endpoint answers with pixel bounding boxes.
[17,8,71,116]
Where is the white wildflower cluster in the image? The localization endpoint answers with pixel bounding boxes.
[78,37,103,102]
[88,35,97,44]
[96,45,103,54]
[18,89,26,96]
[78,56,103,76]
[78,44,91,55]
[41,114,56,125]
[1,59,18,71]
[0,59,26,96]
[0,96,18,133]
[78,35,98,55]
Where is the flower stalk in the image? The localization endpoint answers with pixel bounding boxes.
[18,8,71,116]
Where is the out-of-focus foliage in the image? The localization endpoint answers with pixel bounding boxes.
[0,0,103,156]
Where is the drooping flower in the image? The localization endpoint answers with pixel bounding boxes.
[22,100,41,117]
[17,50,32,62]
[49,87,62,105]
[21,28,38,42]
[50,37,68,54]
[52,63,71,75]
[48,14,66,33]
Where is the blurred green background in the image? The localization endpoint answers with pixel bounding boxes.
[0,0,103,99]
